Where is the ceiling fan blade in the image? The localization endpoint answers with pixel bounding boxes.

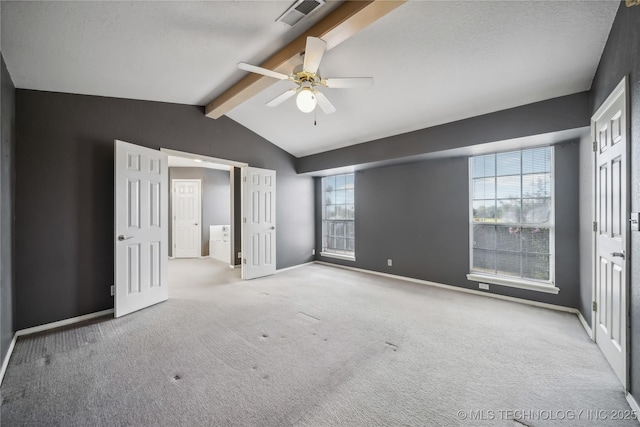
[323,77,374,89]
[266,88,297,107]
[315,91,336,114]
[238,63,289,80]
[303,37,326,74]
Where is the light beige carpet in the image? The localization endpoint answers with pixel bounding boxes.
[0,259,634,426]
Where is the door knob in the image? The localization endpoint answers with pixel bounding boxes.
[118,235,133,241]
[193,223,198,226]
[611,251,625,259]
[270,226,275,230]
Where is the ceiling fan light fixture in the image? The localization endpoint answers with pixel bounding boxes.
[296,87,316,113]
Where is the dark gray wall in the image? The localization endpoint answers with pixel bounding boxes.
[15,90,315,330]
[316,141,581,308]
[203,168,231,258]
[1,54,15,364]
[168,167,231,257]
[298,93,589,174]
[203,169,231,227]
[589,1,640,395]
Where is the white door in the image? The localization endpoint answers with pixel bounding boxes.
[592,77,628,387]
[242,167,276,279]
[172,179,201,258]
[114,140,168,317]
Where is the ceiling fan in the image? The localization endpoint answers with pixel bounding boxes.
[238,36,373,114]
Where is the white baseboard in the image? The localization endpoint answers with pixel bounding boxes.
[15,309,114,337]
[0,334,18,385]
[316,260,597,340]
[576,310,593,340]
[0,308,114,386]
[626,392,640,423]
[277,261,315,274]
[315,261,584,316]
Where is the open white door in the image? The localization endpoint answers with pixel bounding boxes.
[592,77,628,387]
[242,167,276,280]
[172,179,202,258]
[115,140,168,317]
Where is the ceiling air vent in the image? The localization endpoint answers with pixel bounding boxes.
[276,0,325,27]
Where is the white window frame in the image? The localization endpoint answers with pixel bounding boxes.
[321,173,356,261]
[466,147,559,294]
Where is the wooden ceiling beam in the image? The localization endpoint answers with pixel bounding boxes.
[205,0,406,119]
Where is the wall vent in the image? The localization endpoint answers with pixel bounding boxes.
[276,0,325,26]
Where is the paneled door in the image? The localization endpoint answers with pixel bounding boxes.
[172,179,201,258]
[114,140,168,317]
[242,167,276,280]
[592,77,628,387]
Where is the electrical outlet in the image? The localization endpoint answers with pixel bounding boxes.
[479,283,489,290]
[110,285,114,296]
[312,249,316,255]
[387,259,392,267]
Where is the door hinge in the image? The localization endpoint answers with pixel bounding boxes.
[243,217,247,223]
[593,221,598,232]
[243,176,247,183]
[110,285,114,296]
[243,258,247,264]
[593,140,597,152]
[592,301,598,312]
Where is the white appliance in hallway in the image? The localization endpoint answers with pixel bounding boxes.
[209,225,230,263]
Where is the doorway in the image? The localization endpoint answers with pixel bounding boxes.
[165,149,244,268]
[172,179,201,258]
[114,143,277,317]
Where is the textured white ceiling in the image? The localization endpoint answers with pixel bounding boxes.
[1,1,619,158]
[1,1,342,105]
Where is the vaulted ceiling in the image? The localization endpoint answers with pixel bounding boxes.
[1,1,619,157]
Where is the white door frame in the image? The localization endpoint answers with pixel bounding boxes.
[161,148,249,271]
[591,76,630,389]
[161,148,248,169]
[171,179,202,258]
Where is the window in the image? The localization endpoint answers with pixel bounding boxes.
[469,147,555,290]
[321,173,355,260]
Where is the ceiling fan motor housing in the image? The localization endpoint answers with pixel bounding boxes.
[293,64,321,86]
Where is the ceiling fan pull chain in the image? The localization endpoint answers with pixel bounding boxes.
[314,107,317,126]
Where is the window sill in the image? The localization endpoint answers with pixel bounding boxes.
[466,273,559,294]
[320,252,356,262]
